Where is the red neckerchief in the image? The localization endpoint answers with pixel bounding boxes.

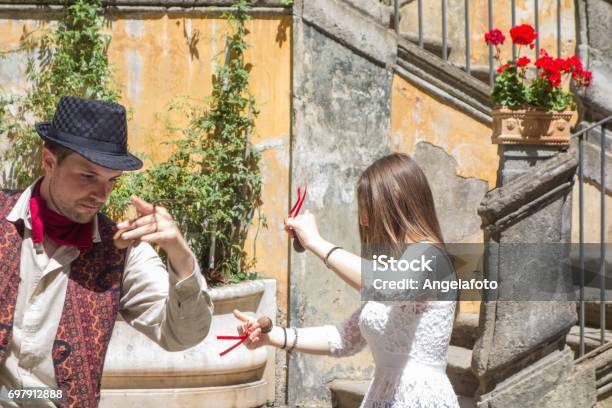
[29,178,94,251]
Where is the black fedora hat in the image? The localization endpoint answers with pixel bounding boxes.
[35,96,143,171]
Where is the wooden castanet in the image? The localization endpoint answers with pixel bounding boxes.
[113,204,140,249]
[256,316,273,334]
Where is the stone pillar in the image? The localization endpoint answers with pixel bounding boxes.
[471,141,596,408]
[288,0,397,405]
[497,145,569,184]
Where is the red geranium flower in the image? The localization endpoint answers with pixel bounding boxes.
[510,24,538,46]
[554,57,566,71]
[563,55,583,77]
[497,63,511,74]
[577,70,593,87]
[535,53,552,70]
[483,27,592,109]
[484,29,506,46]
[516,56,531,67]
[547,70,562,87]
[535,51,565,87]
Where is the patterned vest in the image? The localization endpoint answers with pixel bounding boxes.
[0,190,127,407]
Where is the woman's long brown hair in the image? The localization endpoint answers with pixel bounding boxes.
[357,153,459,310]
[357,153,445,249]
[357,153,457,308]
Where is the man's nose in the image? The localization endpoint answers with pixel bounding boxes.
[93,182,113,201]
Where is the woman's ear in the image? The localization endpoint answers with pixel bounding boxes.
[359,212,368,227]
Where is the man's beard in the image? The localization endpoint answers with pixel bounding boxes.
[56,203,98,224]
[48,180,99,224]
[71,208,97,223]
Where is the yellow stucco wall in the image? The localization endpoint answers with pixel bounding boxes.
[110,14,292,313]
[0,14,292,313]
[390,74,498,189]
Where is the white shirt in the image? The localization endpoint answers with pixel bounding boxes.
[0,181,214,407]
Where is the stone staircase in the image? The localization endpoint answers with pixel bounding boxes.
[566,298,612,355]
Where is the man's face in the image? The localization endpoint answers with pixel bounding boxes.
[42,148,123,223]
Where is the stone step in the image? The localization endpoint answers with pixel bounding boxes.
[328,379,369,408]
[577,121,612,153]
[582,301,612,330]
[447,345,478,397]
[566,325,612,357]
[400,33,453,59]
[328,345,478,408]
[448,63,490,84]
[451,312,480,350]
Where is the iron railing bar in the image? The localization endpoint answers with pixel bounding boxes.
[601,123,607,345]
[572,116,612,139]
[512,0,516,61]
[488,0,493,86]
[579,133,585,356]
[557,0,562,57]
[574,117,611,354]
[394,0,400,35]
[418,0,423,48]
[442,0,448,60]
[465,0,470,74]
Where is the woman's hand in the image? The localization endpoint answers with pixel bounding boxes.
[234,309,268,350]
[285,210,322,251]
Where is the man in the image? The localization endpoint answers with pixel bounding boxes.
[0,96,214,407]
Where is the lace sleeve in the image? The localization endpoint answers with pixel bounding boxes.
[324,303,367,357]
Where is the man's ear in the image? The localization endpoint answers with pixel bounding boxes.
[41,147,57,176]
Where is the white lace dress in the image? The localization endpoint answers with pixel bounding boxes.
[325,300,459,408]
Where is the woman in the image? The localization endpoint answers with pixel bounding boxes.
[235,153,459,408]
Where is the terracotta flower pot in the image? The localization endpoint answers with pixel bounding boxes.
[492,107,575,145]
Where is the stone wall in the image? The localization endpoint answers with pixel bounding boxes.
[288,0,394,403]
[578,0,612,119]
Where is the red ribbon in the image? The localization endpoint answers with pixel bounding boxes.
[289,184,307,217]
[288,184,307,238]
[217,332,251,357]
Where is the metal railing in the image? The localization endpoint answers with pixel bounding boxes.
[392,0,564,85]
[576,116,612,357]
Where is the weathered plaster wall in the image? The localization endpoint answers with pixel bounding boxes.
[390,74,497,189]
[289,18,392,405]
[579,0,612,117]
